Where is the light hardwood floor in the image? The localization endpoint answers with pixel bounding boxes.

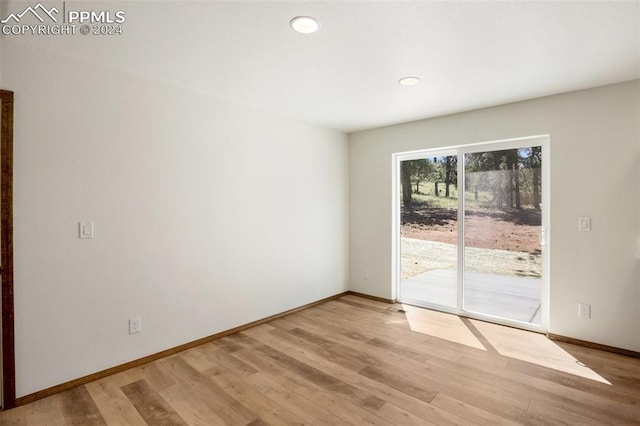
[2,295,639,425]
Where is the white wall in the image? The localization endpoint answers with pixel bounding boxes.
[2,40,349,397]
[349,80,640,352]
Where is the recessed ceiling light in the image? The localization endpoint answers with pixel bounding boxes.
[398,77,420,87]
[290,16,320,34]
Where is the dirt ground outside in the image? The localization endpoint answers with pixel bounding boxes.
[401,204,542,279]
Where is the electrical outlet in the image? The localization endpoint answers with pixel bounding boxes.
[363,270,369,280]
[79,221,94,239]
[578,303,591,319]
[578,216,591,232]
[129,317,142,334]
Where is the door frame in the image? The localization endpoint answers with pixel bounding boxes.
[392,147,459,312]
[392,135,550,333]
[1,89,15,410]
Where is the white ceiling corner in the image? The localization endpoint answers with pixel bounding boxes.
[7,0,640,132]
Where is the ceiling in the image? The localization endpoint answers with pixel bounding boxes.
[7,0,640,132]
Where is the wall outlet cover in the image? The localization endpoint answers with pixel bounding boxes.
[79,221,94,239]
[578,303,591,319]
[129,317,142,334]
[578,216,591,232]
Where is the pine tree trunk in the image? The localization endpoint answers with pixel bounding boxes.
[494,155,502,209]
[445,156,452,198]
[401,163,413,205]
[533,167,540,210]
[514,163,521,209]
[507,159,514,209]
[531,147,541,210]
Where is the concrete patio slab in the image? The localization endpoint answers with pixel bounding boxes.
[401,268,541,324]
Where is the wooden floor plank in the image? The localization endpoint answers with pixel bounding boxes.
[245,372,347,425]
[3,295,640,425]
[163,356,258,425]
[157,379,228,426]
[203,361,307,425]
[85,379,148,426]
[358,366,438,404]
[24,394,70,425]
[375,402,439,426]
[244,313,517,425]
[526,398,604,426]
[231,345,394,425]
[239,329,387,413]
[58,386,107,426]
[430,393,522,426]
[120,380,187,426]
[241,322,450,420]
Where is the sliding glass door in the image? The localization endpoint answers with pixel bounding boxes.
[462,146,544,326]
[396,136,548,331]
[399,153,458,312]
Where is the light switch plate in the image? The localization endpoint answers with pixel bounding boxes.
[79,221,94,239]
[578,216,591,232]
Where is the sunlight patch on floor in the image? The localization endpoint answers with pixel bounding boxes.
[471,319,611,385]
[402,304,486,350]
[403,304,611,384]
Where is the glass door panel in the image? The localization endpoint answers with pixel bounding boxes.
[463,147,543,325]
[399,155,458,310]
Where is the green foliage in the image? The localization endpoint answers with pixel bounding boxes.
[401,156,458,204]
[464,147,541,210]
[402,147,542,211]
[403,182,458,209]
